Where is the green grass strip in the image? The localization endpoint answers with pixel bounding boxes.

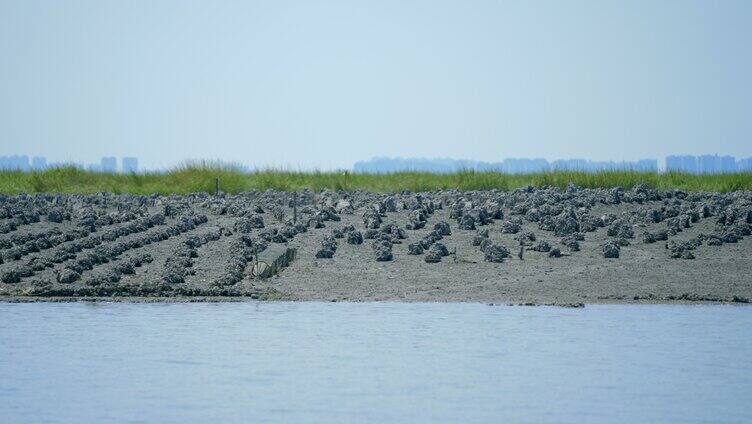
[1,164,750,195]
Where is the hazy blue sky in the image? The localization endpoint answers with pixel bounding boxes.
[1,0,750,170]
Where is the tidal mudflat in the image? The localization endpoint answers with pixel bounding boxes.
[0,185,751,304]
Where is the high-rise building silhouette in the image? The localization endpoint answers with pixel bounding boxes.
[739,158,752,172]
[699,155,719,174]
[666,155,699,173]
[31,156,47,171]
[720,155,737,173]
[122,157,139,173]
[100,157,117,173]
[0,155,30,171]
[354,157,660,174]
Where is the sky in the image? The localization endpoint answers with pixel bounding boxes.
[1,0,750,170]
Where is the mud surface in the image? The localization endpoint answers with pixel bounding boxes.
[1,186,751,304]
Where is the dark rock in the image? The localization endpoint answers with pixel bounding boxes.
[374,246,393,261]
[478,238,493,253]
[515,231,536,243]
[553,209,579,236]
[459,215,476,230]
[561,237,580,252]
[706,235,723,246]
[646,209,664,223]
[382,196,397,212]
[484,244,509,263]
[471,229,489,246]
[433,221,451,236]
[47,208,66,223]
[405,210,427,230]
[407,243,424,255]
[363,208,382,229]
[607,219,634,239]
[115,261,136,275]
[579,216,601,232]
[602,242,620,258]
[162,271,185,284]
[57,268,81,284]
[430,243,449,257]
[538,216,555,232]
[681,250,695,259]
[234,215,265,233]
[472,234,487,246]
[321,236,338,252]
[616,237,631,247]
[530,241,551,252]
[346,231,363,245]
[315,249,334,259]
[1,270,21,284]
[600,213,617,227]
[424,250,441,263]
[501,220,521,234]
[381,223,406,240]
[642,230,668,244]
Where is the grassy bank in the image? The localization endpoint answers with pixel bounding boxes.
[0,165,750,195]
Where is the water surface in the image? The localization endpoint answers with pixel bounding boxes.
[1,302,750,423]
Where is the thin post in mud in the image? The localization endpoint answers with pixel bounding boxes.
[215,177,220,196]
[293,192,297,224]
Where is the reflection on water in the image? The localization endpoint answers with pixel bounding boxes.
[1,302,750,423]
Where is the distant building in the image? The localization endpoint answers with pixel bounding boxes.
[353,157,659,174]
[551,159,587,172]
[720,155,736,173]
[665,155,681,172]
[664,154,749,174]
[100,157,117,173]
[635,159,658,172]
[682,156,698,174]
[666,155,699,174]
[501,158,550,174]
[122,157,138,173]
[0,155,31,171]
[739,158,752,173]
[699,155,719,174]
[31,156,47,171]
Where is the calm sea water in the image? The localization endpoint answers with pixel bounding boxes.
[1,302,750,423]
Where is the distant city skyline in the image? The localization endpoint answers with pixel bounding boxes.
[0,155,138,173]
[355,155,752,174]
[1,154,751,175]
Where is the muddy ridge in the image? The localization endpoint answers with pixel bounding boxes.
[0,185,751,304]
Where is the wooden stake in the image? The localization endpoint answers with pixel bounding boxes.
[293,192,298,224]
